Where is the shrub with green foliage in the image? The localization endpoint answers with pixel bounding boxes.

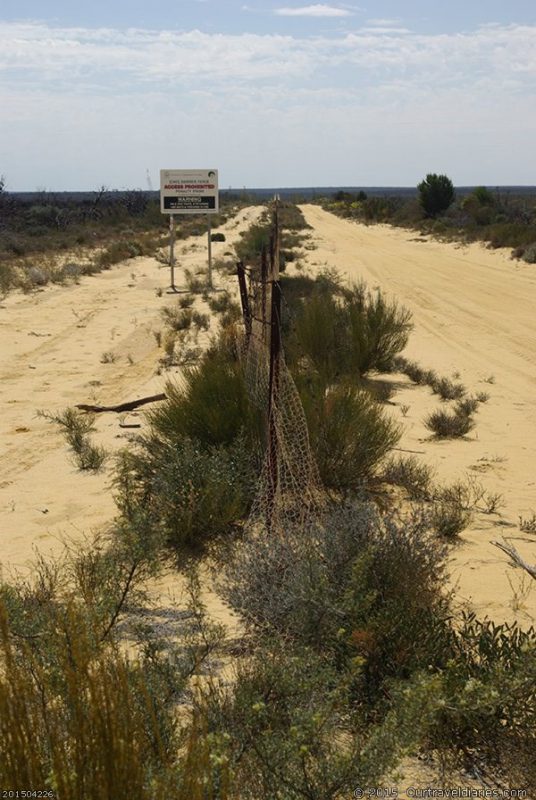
[38,407,107,471]
[425,407,475,438]
[199,641,421,799]
[382,454,434,499]
[300,381,401,489]
[115,434,256,550]
[149,350,263,451]
[222,502,453,703]
[417,173,455,217]
[287,278,412,383]
[416,613,536,786]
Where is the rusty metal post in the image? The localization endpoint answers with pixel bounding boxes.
[260,244,268,340]
[236,261,251,342]
[266,278,282,531]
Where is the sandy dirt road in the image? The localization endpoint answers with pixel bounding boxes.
[0,206,260,601]
[300,205,536,623]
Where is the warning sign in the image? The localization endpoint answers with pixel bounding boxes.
[160,169,219,215]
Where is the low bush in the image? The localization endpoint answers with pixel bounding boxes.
[425,408,475,438]
[222,502,453,704]
[161,306,193,332]
[0,529,227,797]
[418,613,536,787]
[114,434,256,550]
[430,500,472,538]
[199,641,419,799]
[210,232,226,242]
[288,279,412,384]
[39,408,107,471]
[430,376,466,401]
[301,382,401,490]
[382,454,434,499]
[148,350,263,451]
[455,396,479,416]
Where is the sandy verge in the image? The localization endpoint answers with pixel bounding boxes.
[298,205,536,625]
[0,206,260,630]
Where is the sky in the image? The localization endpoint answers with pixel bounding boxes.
[1,1,535,190]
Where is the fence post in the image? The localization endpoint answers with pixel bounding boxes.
[260,245,268,341]
[266,199,282,530]
[236,261,251,343]
[267,278,282,531]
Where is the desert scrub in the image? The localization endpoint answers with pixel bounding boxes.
[0,534,226,796]
[207,291,233,315]
[287,278,412,384]
[430,499,472,538]
[148,348,263,452]
[425,407,475,438]
[430,376,466,401]
[161,305,193,332]
[221,501,453,705]
[198,641,422,799]
[300,381,401,490]
[114,434,257,550]
[382,454,434,499]
[39,407,107,471]
[415,613,536,789]
[455,396,480,416]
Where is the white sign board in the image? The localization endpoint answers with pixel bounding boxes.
[160,168,219,214]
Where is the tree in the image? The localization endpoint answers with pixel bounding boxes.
[417,173,455,217]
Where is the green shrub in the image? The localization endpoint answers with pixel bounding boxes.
[210,232,226,242]
[161,306,193,332]
[430,376,466,400]
[0,606,180,798]
[199,642,417,799]
[235,220,271,264]
[417,614,536,786]
[347,284,413,373]
[455,396,479,416]
[149,351,262,451]
[288,281,412,383]
[418,173,455,217]
[115,435,256,550]
[301,382,401,489]
[222,502,453,705]
[425,408,475,438]
[38,408,107,472]
[430,500,471,538]
[382,455,434,499]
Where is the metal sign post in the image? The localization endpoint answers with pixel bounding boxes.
[207,217,213,290]
[160,169,219,290]
[169,214,176,291]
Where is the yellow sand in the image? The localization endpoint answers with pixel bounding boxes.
[299,204,536,625]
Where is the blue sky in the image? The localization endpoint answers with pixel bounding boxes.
[1,1,535,190]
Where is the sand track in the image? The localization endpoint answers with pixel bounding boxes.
[300,205,536,623]
[0,206,261,572]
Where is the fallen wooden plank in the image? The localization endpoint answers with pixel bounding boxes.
[75,393,167,414]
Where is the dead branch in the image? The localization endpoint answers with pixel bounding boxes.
[75,393,166,414]
[492,539,536,581]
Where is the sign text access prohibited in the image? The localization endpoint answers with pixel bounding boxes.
[160,169,219,215]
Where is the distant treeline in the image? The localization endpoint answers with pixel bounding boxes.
[6,185,536,203]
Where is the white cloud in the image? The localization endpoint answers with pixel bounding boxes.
[366,18,400,26]
[1,20,535,91]
[1,20,535,188]
[275,4,353,17]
